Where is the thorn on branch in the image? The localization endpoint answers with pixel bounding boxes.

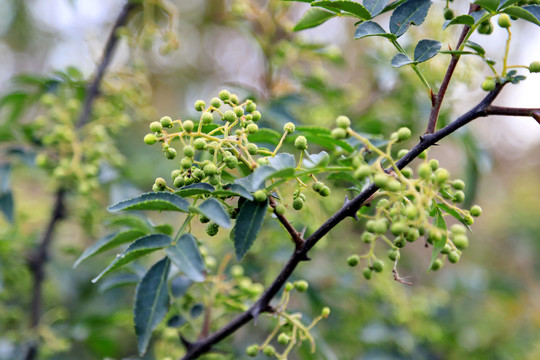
[180,335,194,351]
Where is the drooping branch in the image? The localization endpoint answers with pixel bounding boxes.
[178,83,514,360]
[24,3,139,360]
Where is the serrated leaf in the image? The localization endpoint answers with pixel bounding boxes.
[134,257,170,356]
[98,273,140,293]
[215,183,254,200]
[104,215,153,232]
[165,234,205,282]
[193,198,231,228]
[443,14,475,29]
[503,5,540,26]
[414,39,441,62]
[234,166,276,193]
[233,199,268,260]
[92,234,172,283]
[108,192,189,212]
[74,230,147,268]
[465,41,486,56]
[389,0,432,38]
[391,53,415,67]
[429,206,447,269]
[267,153,296,170]
[474,0,500,12]
[303,151,330,168]
[174,183,215,197]
[247,128,282,145]
[170,276,192,297]
[312,1,371,19]
[354,21,397,40]
[364,0,390,17]
[437,202,472,231]
[293,8,337,31]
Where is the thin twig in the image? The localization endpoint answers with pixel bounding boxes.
[269,197,305,250]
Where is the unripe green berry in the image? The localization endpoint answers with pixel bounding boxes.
[470,205,482,217]
[194,138,206,150]
[219,89,230,101]
[321,306,331,318]
[253,190,267,202]
[292,197,304,210]
[451,224,466,235]
[444,8,455,20]
[246,123,258,134]
[294,135,308,150]
[230,264,244,277]
[452,234,469,250]
[336,115,351,129]
[405,205,418,220]
[245,100,256,113]
[155,177,166,189]
[257,158,269,166]
[277,333,290,345]
[391,221,408,236]
[283,122,295,133]
[428,228,443,243]
[251,111,261,121]
[165,147,177,159]
[373,219,388,234]
[229,94,239,105]
[435,168,450,184]
[418,150,428,159]
[347,254,360,267]
[199,214,210,224]
[401,166,413,178]
[374,173,390,188]
[152,184,160,192]
[275,204,286,215]
[160,116,173,128]
[363,267,373,280]
[498,14,511,28]
[262,345,276,356]
[529,61,540,73]
[387,179,402,192]
[481,78,496,92]
[453,179,465,190]
[313,182,324,193]
[448,251,460,263]
[193,168,205,180]
[183,146,195,158]
[223,110,236,122]
[464,214,474,225]
[294,280,309,292]
[397,127,411,141]
[246,345,259,357]
[429,159,439,171]
[232,106,243,117]
[173,175,185,188]
[194,100,206,111]
[441,244,452,255]
[284,282,294,292]
[454,190,465,203]
[247,143,258,155]
[144,133,157,145]
[181,157,192,169]
[149,121,163,132]
[210,97,221,108]
[200,111,213,124]
[171,169,182,180]
[201,163,216,177]
[206,222,219,237]
[387,249,399,261]
[397,149,408,159]
[478,20,494,35]
[182,120,194,132]
[362,232,375,243]
[405,227,420,242]
[372,259,384,273]
[331,127,347,139]
[354,165,372,180]
[431,258,443,271]
[418,163,432,179]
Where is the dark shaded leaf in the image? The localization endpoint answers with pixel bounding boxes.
[192,198,231,228]
[364,0,390,17]
[312,1,371,19]
[98,273,140,293]
[170,276,192,297]
[503,5,540,26]
[465,41,486,56]
[389,0,432,38]
[165,233,205,282]
[104,215,153,232]
[108,192,189,212]
[354,21,397,40]
[167,315,186,327]
[74,230,147,268]
[414,39,441,62]
[391,53,415,67]
[215,183,254,200]
[293,8,337,31]
[303,151,330,168]
[175,183,215,197]
[267,153,296,170]
[247,128,282,145]
[233,199,268,260]
[92,234,172,283]
[234,166,276,192]
[0,163,13,223]
[499,0,520,9]
[190,303,204,318]
[443,14,475,29]
[474,0,500,12]
[134,257,170,356]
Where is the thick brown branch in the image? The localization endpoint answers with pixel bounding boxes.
[485,106,540,119]
[269,197,304,250]
[178,84,507,360]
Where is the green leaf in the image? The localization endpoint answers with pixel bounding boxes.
[438,50,476,56]
[437,202,472,231]
[499,0,520,9]
[214,183,254,200]
[429,206,447,270]
[389,0,432,38]
[167,315,186,327]
[98,273,140,293]
[302,133,355,152]
[0,164,13,223]
[267,153,296,170]
[364,0,390,17]
[165,234,206,282]
[293,8,337,31]
[354,21,397,40]
[296,125,332,136]
[171,276,193,297]
[391,53,415,67]
[192,198,231,228]
[153,224,174,235]
[414,39,441,62]
[443,14,475,29]
[104,215,153,232]
[234,166,275,192]
[465,41,486,56]
[134,257,170,356]
[190,303,204,318]
[303,151,330,168]
[73,230,147,268]
[503,6,540,26]
[174,183,215,197]
[92,234,172,283]
[474,0,500,12]
[232,198,268,260]
[247,128,282,145]
[108,192,189,212]
[311,1,371,19]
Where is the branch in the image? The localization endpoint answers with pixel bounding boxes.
[25,3,139,359]
[485,105,540,121]
[269,197,305,251]
[425,4,478,134]
[178,84,507,360]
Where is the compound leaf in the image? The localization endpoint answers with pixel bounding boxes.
[414,39,442,62]
[389,0,432,38]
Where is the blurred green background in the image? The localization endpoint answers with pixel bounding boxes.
[1,0,540,359]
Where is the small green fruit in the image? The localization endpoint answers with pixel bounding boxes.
[199,214,210,223]
[444,8,455,20]
[321,306,331,318]
[194,100,206,111]
[418,163,432,179]
[470,205,482,217]
[246,344,259,357]
[181,157,192,169]
[234,106,244,117]
[481,78,496,91]
[448,251,460,263]
[374,173,390,188]
[498,14,511,28]
[435,168,450,184]
[275,204,286,215]
[246,123,258,134]
[253,190,267,202]
[149,121,162,132]
[313,182,324,193]
[173,175,185,188]
[363,267,373,280]
[223,110,236,122]
[262,345,276,356]
[453,179,465,190]
[283,122,295,133]
[277,333,290,345]
[478,20,493,35]
[354,165,372,180]
[397,127,411,141]
[429,159,439,171]
[373,219,388,234]
[362,232,375,243]
[219,89,230,101]
[391,221,408,236]
[347,254,360,267]
[529,61,540,73]
[294,280,309,292]
[200,111,213,124]
[405,227,420,242]
[372,259,384,273]
[230,94,239,105]
[182,120,194,132]
[165,147,177,159]
[293,197,304,210]
[397,149,408,158]
[336,115,351,129]
[206,222,219,237]
[210,97,221,108]
[155,177,166,189]
[431,258,443,271]
[405,205,418,220]
[401,166,413,178]
[441,244,452,255]
[319,186,330,197]
[294,135,308,150]
[387,249,399,261]
[331,127,347,139]
[245,100,256,113]
[452,234,469,250]
[144,133,157,145]
[194,138,206,150]
[203,163,218,176]
[160,116,173,127]
[251,111,262,121]
[247,143,258,155]
[183,146,195,158]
